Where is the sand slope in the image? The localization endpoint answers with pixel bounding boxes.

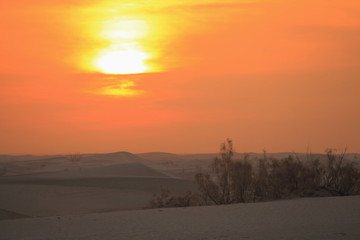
[0,162,195,217]
[0,196,359,240]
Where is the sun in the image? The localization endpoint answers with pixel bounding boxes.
[95,48,150,74]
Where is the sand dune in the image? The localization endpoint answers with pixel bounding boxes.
[0,184,153,217]
[0,177,195,217]
[3,151,358,179]
[0,196,359,240]
[0,152,150,175]
[0,162,31,176]
[82,151,148,164]
[138,152,185,162]
[0,162,196,217]
[10,162,171,179]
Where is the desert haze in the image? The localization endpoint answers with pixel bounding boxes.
[0,150,359,239]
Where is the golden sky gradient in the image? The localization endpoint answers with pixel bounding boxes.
[1,0,359,154]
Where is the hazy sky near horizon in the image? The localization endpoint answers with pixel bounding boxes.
[1,0,359,154]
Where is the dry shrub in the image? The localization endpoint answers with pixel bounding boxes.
[195,141,360,206]
[232,160,254,203]
[149,189,201,208]
[69,153,82,170]
[150,141,360,209]
[323,148,360,195]
[265,156,305,199]
[195,139,255,205]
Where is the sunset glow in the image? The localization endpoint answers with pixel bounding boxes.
[1,0,359,154]
[93,18,152,75]
[95,48,150,74]
[97,80,144,97]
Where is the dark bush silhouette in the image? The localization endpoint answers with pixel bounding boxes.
[195,139,255,204]
[149,189,201,208]
[69,153,82,170]
[194,140,360,206]
[265,156,306,199]
[254,152,269,200]
[232,160,254,202]
[150,140,360,209]
[322,148,360,195]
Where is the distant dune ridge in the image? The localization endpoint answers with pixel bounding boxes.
[16,162,171,179]
[1,151,359,175]
[0,151,150,175]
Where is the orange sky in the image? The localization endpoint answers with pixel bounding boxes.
[1,0,359,154]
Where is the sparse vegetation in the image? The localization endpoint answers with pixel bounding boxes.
[149,189,200,208]
[69,153,82,170]
[150,139,360,208]
[322,148,360,195]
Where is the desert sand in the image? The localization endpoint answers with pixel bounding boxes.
[0,196,359,240]
[0,152,359,239]
[0,161,195,217]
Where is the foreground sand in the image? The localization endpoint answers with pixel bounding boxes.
[0,196,359,240]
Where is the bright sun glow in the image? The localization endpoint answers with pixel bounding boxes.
[95,48,150,74]
[92,18,152,75]
[100,19,149,40]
